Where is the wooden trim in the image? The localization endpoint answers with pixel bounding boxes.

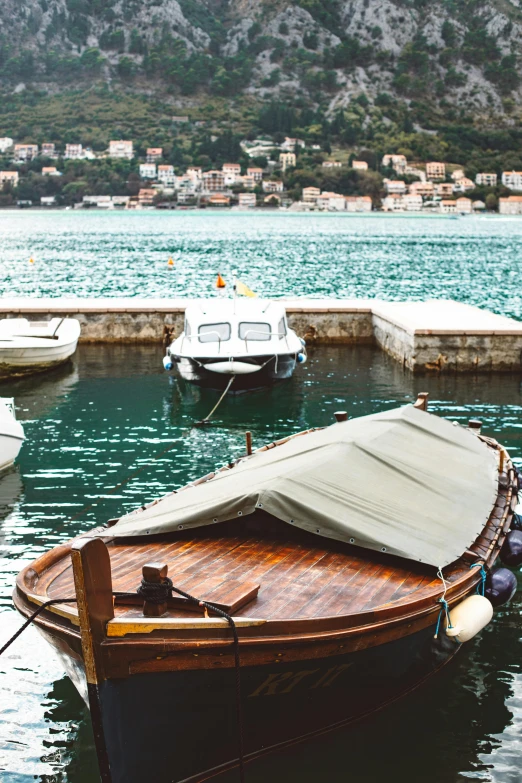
[107,616,266,637]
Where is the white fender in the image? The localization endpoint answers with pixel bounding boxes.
[445,594,493,643]
[203,361,262,375]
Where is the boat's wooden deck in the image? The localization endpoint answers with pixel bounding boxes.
[41,519,450,621]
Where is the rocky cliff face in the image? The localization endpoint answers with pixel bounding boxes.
[0,0,520,118]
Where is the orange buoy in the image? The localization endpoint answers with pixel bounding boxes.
[29,257,35,264]
[168,257,174,267]
[216,273,226,289]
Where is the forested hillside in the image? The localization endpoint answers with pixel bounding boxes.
[1,0,522,172]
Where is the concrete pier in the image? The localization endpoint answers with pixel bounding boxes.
[0,298,521,373]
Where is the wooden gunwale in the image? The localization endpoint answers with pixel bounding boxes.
[14,452,514,648]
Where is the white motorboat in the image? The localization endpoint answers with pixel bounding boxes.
[0,398,24,471]
[0,318,81,376]
[163,299,306,390]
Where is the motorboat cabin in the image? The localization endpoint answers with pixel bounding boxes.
[163,299,306,390]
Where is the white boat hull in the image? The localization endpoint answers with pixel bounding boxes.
[0,399,24,470]
[0,318,81,376]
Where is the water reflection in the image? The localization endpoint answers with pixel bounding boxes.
[0,343,521,781]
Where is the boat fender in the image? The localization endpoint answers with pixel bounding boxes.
[297,352,306,364]
[500,530,522,567]
[162,355,173,371]
[485,567,518,607]
[445,595,493,643]
[511,513,522,532]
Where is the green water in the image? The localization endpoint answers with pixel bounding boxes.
[1,211,522,319]
[0,344,521,782]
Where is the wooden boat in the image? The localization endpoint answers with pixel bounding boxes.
[13,396,519,783]
[0,317,81,376]
[163,299,306,391]
[0,397,24,471]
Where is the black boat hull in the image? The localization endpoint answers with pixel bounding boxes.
[96,624,458,783]
[171,353,297,391]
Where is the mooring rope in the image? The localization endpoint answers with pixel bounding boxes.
[434,567,453,638]
[469,561,487,596]
[1,581,246,783]
[195,374,235,426]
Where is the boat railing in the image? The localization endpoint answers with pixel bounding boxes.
[243,329,289,353]
[180,332,223,354]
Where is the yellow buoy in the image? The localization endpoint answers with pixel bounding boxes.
[29,257,35,264]
[168,258,174,267]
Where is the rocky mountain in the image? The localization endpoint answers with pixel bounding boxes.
[0,0,521,122]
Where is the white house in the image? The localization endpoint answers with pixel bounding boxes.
[502,171,522,190]
[455,197,472,213]
[263,180,284,193]
[451,169,465,181]
[475,173,497,187]
[247,167,263,182]
[14,144,38,162]
[0,137,13,153]
[499,196,522,215]
[402,194,423,211]
[140,163,157,180]
[426,162,446,181]
[345,196,372,212]
[302,186,320,203]
[409,181,434,198]
[322,160,343,168]
[0,170,19,187]
[317,192,345,211]
[238,192,256,208]
[382,194,404,211]
[158,165,176,187]
[109,140,134,159]
[279,152,296,171]
[146,148,163,163]
[222,163,241,186]
[384,179,406,195]
[453,177,475,193]
[439,199,456,213]
[65,143,83,160]
[40,196,56,206]
[382,154,407,173]
[351,161,368,171]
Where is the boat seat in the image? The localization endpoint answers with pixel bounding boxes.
[170,578,260,614]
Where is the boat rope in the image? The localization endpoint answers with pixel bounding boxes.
[1,582,246,783]
[195,375,235,427]
[469,561,487,596]
[434,567,453,638]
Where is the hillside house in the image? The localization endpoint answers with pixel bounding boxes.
[435,183,454,198]
[0,137,13,153]
[65,144,83,160]
[317,192,345,210]
[146,148,162,163]
[138,188,155,206]
[109,140,134,159]
[351,161,368,171]
[426,162,446,181]
[453,177,474,193]
[41,143,56,158]
[382,194,404,211]
[403,194,423,211]
[263,180,284,193]
[281,137,305,151]
[140,163,157,180]
[322,160,342,168]
[238,175,255,190]
[502,171,522,190]
[208,194,230,207]
[475,173,497,187]
[222,163,241,185]
[451,169,465,181]
[409,181,434,198]
[381,154,407,173]
[0,170,19,187]
[302,186,321,203]
[247,167,263,182]
[158,165,176,187]
[279,152,296,171]
[203,170,225,192]
[439,199,456,213]
[14,144,38,162]
[42,167,61,176]
[384,179,407,194]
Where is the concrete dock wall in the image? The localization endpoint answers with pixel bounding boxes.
[1,298,521,373]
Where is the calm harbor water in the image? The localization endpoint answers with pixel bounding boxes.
[0,344,521,783]
[0,211,522,319]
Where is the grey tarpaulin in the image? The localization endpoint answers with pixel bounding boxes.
[112,405,499,567]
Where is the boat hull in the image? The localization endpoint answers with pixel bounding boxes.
[0,341,79,377]
[86,624,456,783]
[0,433,24,471]
[173,353,297,391]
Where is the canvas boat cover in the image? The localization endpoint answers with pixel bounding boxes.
[112,405,499,568]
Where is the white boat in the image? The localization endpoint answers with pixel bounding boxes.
[163,299,306,390]
[0,318,81,376]
[0,398,24,471]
